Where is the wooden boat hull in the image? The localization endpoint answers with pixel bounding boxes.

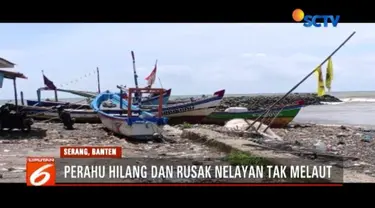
[132,89,225,125]
[98,113,164,139]
[202,105,303,128]
[19,106,100,123]
[157,99,221,125]
[92,89,168,139]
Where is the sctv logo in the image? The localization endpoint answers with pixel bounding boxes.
[292,9,340,28]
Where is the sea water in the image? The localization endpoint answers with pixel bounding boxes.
[293,91,375,128]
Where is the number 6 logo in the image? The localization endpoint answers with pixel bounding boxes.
[29,164,53,186]
[26,157,56,186]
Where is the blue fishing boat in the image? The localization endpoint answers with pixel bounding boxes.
[91,87,168,140]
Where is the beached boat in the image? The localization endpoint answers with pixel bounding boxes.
[99,89,225,125]
[26,87,172,107]
[202,104,303,128]
[140,89,226,125]
[91,87,168,139]
[21,89,225,124]
[18,106,100,123]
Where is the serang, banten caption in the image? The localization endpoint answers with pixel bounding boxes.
[63,147,90,156]
[91,147,117,156]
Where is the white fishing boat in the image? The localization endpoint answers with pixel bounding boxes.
[91,87,168,140]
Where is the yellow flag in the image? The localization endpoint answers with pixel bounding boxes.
[325,58,334,91]
[314,66,325,96]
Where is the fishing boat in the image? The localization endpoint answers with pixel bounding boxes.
[18,106,100,123]
[91,87,168,139]
[20,89,225,124]
[26,68,172,107]
[202,102,304,128]
[138,89,226,125]
[26,87,172,107]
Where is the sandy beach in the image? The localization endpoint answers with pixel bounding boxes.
[0,92,374,183]
[1,119,374,183]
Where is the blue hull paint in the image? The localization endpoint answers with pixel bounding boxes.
[91,92,168,126]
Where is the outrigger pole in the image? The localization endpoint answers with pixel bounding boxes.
[246,31,357,131]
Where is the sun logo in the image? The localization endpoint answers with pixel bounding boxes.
[292,9,305,22]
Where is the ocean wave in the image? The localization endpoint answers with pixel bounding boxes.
[320,102,345,105]
[340,98,375,103]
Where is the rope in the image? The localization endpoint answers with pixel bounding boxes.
[58,69,98,88]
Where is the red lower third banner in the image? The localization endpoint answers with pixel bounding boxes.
[25,147,344,187]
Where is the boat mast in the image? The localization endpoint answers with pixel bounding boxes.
[131,51,139,89]
[96,67,101,93]
[131,51,141,103]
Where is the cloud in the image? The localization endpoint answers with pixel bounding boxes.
[0,23,374,99]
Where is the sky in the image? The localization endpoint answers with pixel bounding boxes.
[0,23,373,99]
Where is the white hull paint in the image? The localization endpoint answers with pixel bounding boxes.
[98,114,163,138]
[161,99,221,118]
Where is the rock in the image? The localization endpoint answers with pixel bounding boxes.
[48,130,59,134]
[337,133,349,138]
[0,173,2,178]
[214,93,342,112]
[361,134,373,142]
[3,149,10,153]
[192,161,203,165]
[11,169,25,173]
[364,170,372,174]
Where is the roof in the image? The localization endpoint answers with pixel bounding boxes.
[0,69,27,79]
[0,57,16,68]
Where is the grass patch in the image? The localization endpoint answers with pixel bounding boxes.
[181,122,192,129]
[223,151,268,166]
